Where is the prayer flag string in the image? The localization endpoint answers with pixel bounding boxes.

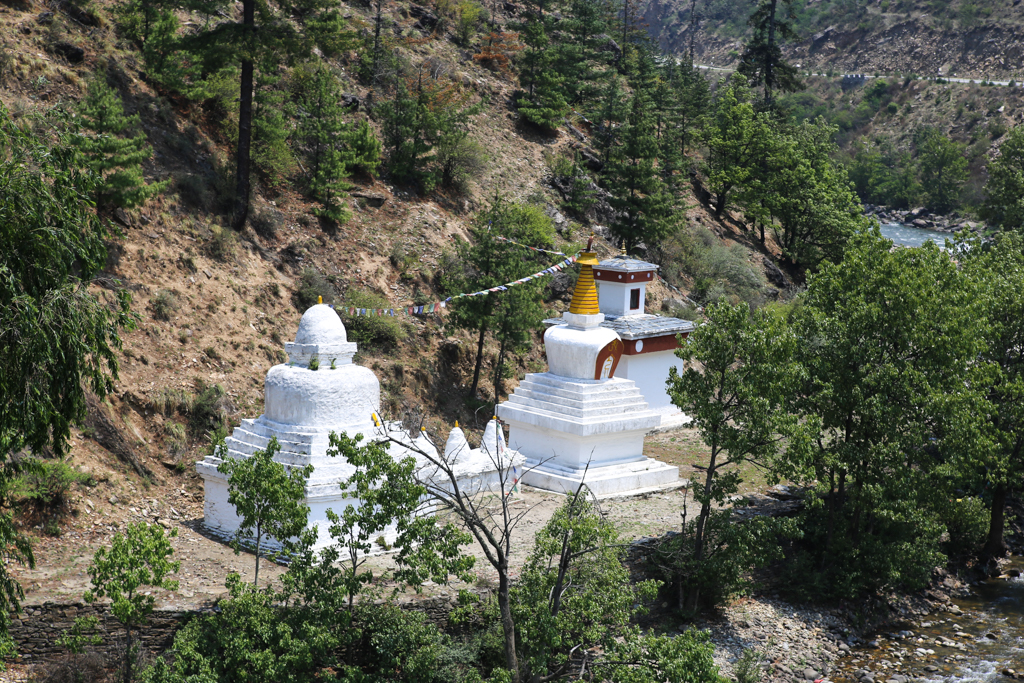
[331,251,579,317]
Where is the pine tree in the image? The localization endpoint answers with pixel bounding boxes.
[606,90,674,251]
[516,67,569,131]
[515,16,568,131]
[296,67,354,223]
[339,120,382,177]
[594,75,627,165]
[737,0,803,106]
[251,70,295,185]
[76,76,165,211]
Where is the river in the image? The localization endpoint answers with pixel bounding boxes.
[879,223,952,249]
[832,562,1024,683]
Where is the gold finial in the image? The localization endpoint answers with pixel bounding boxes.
[455,420,459,428]
[620,240,627,255]
[569,247,600,316]
[421,426,426,432]
[318,295,323,304]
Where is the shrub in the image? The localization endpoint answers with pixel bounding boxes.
[151,387,193,417]
[188,380,229,439]
[165,423,187,459]
[32,652,108,683]
[734,647,766,683]
[151,289,178,321]
[13,458,91,526]
[206,225,237,262]
[175,173,216,212]
[294,267,338,311]
[341,289,407,350]
[436,135,487,193]
[249,207,284,240]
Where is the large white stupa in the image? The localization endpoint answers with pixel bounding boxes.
[496,244,679,497]
[197,303,518,552]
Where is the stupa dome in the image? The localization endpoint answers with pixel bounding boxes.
[286,304,358,367]
[294,304,348,345]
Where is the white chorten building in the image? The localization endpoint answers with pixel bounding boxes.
[197,303,519,552]
[496,244,679,497]
[543,252,695,430]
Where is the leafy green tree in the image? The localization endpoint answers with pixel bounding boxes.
[443,198,555,400]
[77,76,165,211]
[509,492,659,680]
[952,233,1024,559]
[85,522,180,683]
[747,118,868,268]
[606,90,675,251]
[847,141,921,210]
[1,111,137,649]
[916,127,968,214]
[666,301,799,611]
[217,437,313,586]
[737,0,803,106]
[307,431,473,610]
[981,125,1024,231]
[702,74,772,216]
[787,229,982,597]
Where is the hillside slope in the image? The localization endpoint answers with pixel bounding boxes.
[644,0,1024,81]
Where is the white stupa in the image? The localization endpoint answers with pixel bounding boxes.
[542,251,695,430]
[496,245,679,497]
[197,303,519,552]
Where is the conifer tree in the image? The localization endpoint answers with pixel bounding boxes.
[515,16,568,130]
[594,75,627,165]
[76,76,164,211]
[251,71,295,185]
[297,67,354,223]
[606,90,674,251]
[737,0,803,106]
[339,120,382,177]
[167,0,354,229]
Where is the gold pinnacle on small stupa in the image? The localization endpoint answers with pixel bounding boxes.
[318,295,323,304]
[568,234,600,315]
[455,420,459,428]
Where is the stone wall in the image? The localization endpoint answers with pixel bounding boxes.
[10,589,492,663]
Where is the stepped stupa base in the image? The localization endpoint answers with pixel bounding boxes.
[521,456,679,497]
[497,372,679,497]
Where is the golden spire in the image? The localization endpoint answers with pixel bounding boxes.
[318,295,323,304]
[620,240,627,255]
[569,235,600,315]
[455,420,459,428]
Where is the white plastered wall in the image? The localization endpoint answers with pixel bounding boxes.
[615,350,681,412]
[597,281,647,317]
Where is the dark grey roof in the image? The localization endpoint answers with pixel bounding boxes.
[543,314,695,340]
[596,255,659,272]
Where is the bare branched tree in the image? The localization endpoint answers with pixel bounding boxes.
[377,419,544,683]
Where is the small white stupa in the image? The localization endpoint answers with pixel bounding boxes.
[197,302,519,552]
[496,242,679,496]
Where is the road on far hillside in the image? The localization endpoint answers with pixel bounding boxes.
[690,62,1021,87]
